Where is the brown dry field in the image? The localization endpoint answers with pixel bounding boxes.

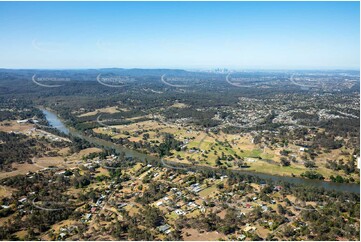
[0,121,33,132]
[72,147,102,158]
[0,185,16,198]
[51,219,78,231]
[0,148,103,180]
[0,157,67,180]
[0,163,44,180]
[171,102,188,108]
[182,228,227,241]
[13,230,27,240]
[0,213,15,226]
[77,106,123,117]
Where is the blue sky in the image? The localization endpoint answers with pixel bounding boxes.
[0,1,359,69]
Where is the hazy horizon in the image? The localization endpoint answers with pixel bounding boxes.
[0,66,360,71]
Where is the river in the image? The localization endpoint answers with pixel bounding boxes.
[42,109,70,135]
[41,109,360,194]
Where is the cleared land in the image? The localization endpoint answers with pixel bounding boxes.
[92,118,359,182]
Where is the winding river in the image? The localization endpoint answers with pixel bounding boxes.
[41,109,360,194]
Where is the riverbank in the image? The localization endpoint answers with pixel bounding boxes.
[41,108,360,193]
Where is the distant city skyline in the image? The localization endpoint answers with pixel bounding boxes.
[0,1,359,69]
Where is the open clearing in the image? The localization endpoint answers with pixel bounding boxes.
[0,148,103,180]
[182,228,226,241]
[0,185,15,198]
[92,118,359,181]
[0,120,34,132]
[78,106,122,117]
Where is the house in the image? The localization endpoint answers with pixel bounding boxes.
[59,225,77,235]
[261,205,268,212]
[238,234,246,241]
[117,203,127,209]
[95,194,106,206]
[199,206,206,213]
[189,183,202,193]
[59,233,67,239]
[158,224,171,233]
[17,119,29,124]
[18,198,27,203]
[175,209,185,215]
[187,202,197,211]
[193,187,202,193]
[82,213,92,222]
[220,175,228,181]
[60,228,68,233]
[187,201,196,207]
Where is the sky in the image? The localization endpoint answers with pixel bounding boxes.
[0,1,359,70]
